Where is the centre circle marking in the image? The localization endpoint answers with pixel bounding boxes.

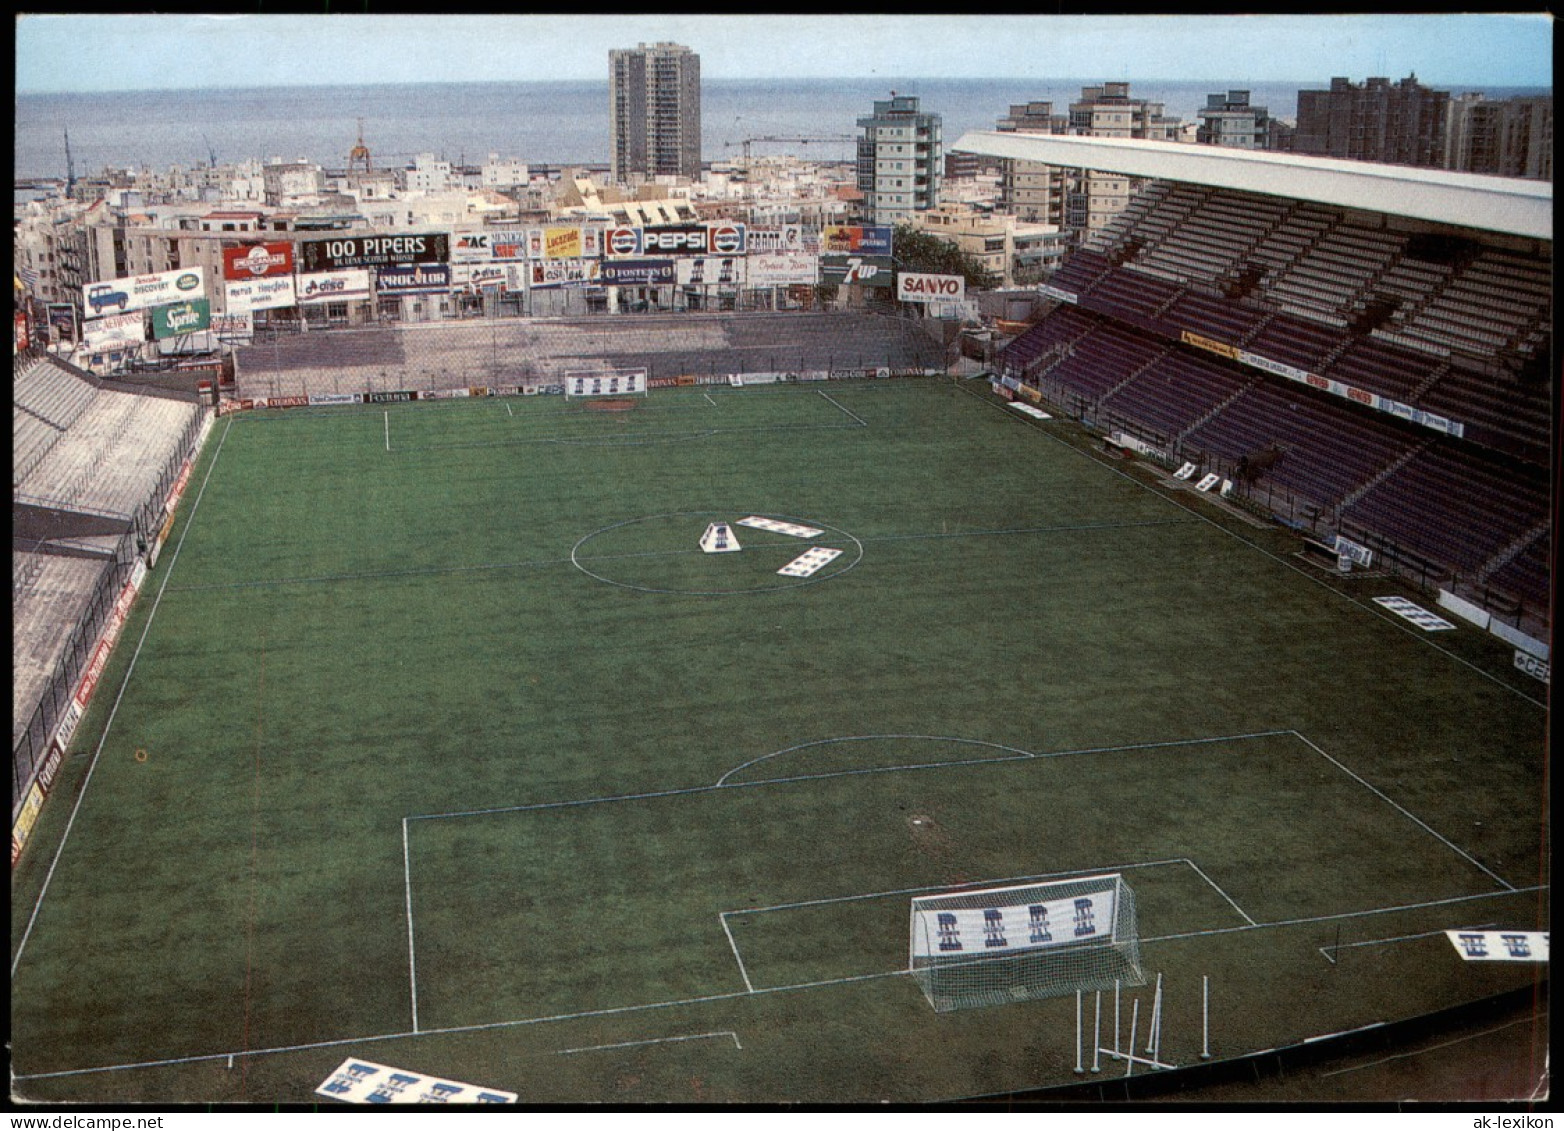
[570,511,863,595]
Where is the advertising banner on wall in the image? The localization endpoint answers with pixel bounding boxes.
[211,311,254,344]
[223,242,295,281]
[47,303,78,343]
[528,259,600,289]
[84,267,206,317]
[452,263,510,291]
[600,259,676,287]
[487,231,529,261]
[746,254,818,286]
[152,298,212,340]
[746,226,804,254]
[82,310,147,348]
[450,232,495,263]
[375,264,453,296]
[296,269,373,305]
[539,226,601,260]
[603,227,644,258]
[675,257,744,286]
[896,272,965,304]
[820,254,893,287]
[224,275,297,313]
[822,225,893,257]
[632,223,747,257]
[299,233,449,272]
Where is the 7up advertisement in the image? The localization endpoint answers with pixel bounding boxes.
[152,298,212,340]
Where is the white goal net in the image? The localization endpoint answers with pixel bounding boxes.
[909,873,1144,1013]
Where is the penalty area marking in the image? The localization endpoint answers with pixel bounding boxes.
[1317,924,1497,966]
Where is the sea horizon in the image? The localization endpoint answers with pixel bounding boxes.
[15,76,1552,181]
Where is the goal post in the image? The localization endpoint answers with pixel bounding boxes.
[909,873,1145,1013]
[562,368,648,399]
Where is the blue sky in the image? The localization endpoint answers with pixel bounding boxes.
[14,13,1553,94]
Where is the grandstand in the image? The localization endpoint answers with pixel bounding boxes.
[12,352,207,820]
[958,132,1552,632]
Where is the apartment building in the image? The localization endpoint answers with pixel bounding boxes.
[609,42,702,184]
[855,94,942,226]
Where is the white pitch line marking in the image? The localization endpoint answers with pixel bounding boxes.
[1317,923,1497,965]
[384,410,390,451]
[505,402,513,417]
[816,389,867,427]
[556,1030,742,1056]
[719,913,756,993]
[1290,731,1515,891]
[402,817,420,1033]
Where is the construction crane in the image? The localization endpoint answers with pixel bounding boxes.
[722,134,856,199]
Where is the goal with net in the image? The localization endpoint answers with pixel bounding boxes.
[909,873,1144,1013]
[563,368,648,400]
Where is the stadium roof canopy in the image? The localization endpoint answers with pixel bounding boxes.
[952,131,1553,242]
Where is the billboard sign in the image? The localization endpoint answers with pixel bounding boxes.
[820,254,893,287]
[487,231,529,261]
[152,298,212,340]
[896,272,965,304]
[84,267,206,317]
[600,259,676,287]
[224,275,297,313]
[375,264,452,296]
[450,232,495,263]
[747,255,818,286]
[223,242,295,280]
[296,269,373,305]
[675,257,744,286]
[540,227,601,260]
[527,259,600,289]
[822,225,893,257]
[299,233,449,272]
[211,311,254,343]
[746,226,804,254]
[82,310,147,348]
[636,224,748,257]
[452,263,510,291]
[47,303,78,343]
[604,227,644,258]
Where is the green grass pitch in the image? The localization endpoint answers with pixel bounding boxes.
[10,378,1547,1103]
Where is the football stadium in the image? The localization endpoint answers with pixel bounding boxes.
[11,138,1550,1105]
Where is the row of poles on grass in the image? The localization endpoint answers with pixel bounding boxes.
[1073,974,1211,1077]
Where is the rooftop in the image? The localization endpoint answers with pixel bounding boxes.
[951,131,1552,241]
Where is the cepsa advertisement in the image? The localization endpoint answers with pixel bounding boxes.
[299,233,449,272]
[223,242,295,280]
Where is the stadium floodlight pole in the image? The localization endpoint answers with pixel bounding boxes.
[1125,999,1139,1079]
[1074,990,1084,1074]
[1092,992,1102,1073]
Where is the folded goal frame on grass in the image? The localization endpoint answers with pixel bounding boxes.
[910,873,1145,1012]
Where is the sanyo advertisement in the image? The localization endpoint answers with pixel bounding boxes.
[83,267,206,319]
[896,272,965,304]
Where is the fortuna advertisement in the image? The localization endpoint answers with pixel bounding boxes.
[222,242,295,280]
[299,233,450,272]
[746,226,804,254]
[296,269,373,304]
[84,267,206,318]
[224,275,297,313]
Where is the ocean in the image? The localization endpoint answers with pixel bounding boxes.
[14,77,1550,181]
